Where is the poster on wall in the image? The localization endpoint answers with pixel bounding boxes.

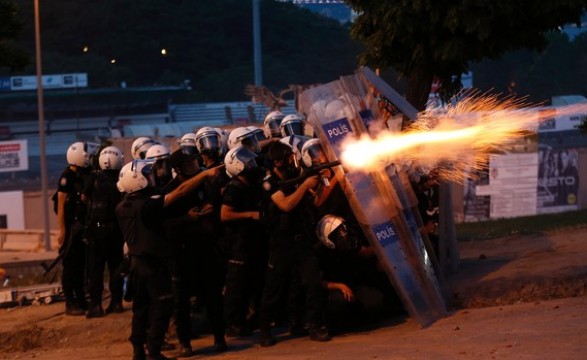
[537,145,580,213]
[463,167,491,222]
[0,140,28,173]
[475,153,539,219]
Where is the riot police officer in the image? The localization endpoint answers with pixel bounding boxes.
[57,141,99,316]
[257,142,330,347]
[222,146,267,337]
[116,159,219,360]
[83,146,125,318]
[164,149,227,356]
[315,215,397,332]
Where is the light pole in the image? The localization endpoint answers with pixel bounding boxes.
[34,0,51,251]
[252,0,262,86]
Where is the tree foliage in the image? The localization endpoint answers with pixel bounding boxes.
[345,0,587,111]
[4,0,361,101]
[473,32,587,103]
[0,0,28,71]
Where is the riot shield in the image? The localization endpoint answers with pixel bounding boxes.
[299,74,447,327]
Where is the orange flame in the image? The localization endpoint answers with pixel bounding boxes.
[340,94,587,183]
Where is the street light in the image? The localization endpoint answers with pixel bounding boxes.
[34,0,51,251]
[252,0,262,86]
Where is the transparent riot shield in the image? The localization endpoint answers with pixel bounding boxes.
[299,77,447,327]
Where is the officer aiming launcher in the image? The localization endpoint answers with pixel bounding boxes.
[278,160,341,188]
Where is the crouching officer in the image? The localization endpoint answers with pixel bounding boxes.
[116,159,221,360]
[316,215,397,332]
[83,146,126,318]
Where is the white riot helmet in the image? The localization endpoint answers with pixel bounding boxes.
[316,214,359,252]
[145,143,170,160]
[117,160,156,193]
[179,133,198,155]
[279,135,310,166]
[301,138,327,168]
[280,113,306,137]
[131,137,156,160]
[145,143,172,187]
[98,146,124,170]
[263,110,285,138]
[224,146,259,178]
[195,127,222,156]
[66,141,100,167]
[227,127,261,153]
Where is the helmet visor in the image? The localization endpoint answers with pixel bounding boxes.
[253,128,267,143]
[266,120,282,137]
[180,145,198,156]
[197,135,221,153]
[283,122,304,137]
[179,137,197,155]
[305,143,327,165]
[133,159,154,186]
[241,135,261,154]
[237,147,259,170]
[328,223,359,252]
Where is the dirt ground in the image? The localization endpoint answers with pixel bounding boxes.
[1,226,586,360]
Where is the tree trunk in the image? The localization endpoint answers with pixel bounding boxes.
[404,70,434,128]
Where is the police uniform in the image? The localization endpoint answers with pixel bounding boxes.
[163,171,227,352]
[197,162,229,349]
[57,166,90,313]
[222,175,266,335]
[116,189,173,359]
[83,169,125,315]
[258,170,327,340]
[317,232,397,331]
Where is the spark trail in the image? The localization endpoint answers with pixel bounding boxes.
[340,94,587,183]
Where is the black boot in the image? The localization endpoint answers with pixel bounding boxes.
[86,303,105,318]
[259,328,276,347]
[65,304,85,316]
[213,335,227,353]
[65,298,85,316]
[308,324,331,342]
[105,301,125,314]
[288,319,307,337]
